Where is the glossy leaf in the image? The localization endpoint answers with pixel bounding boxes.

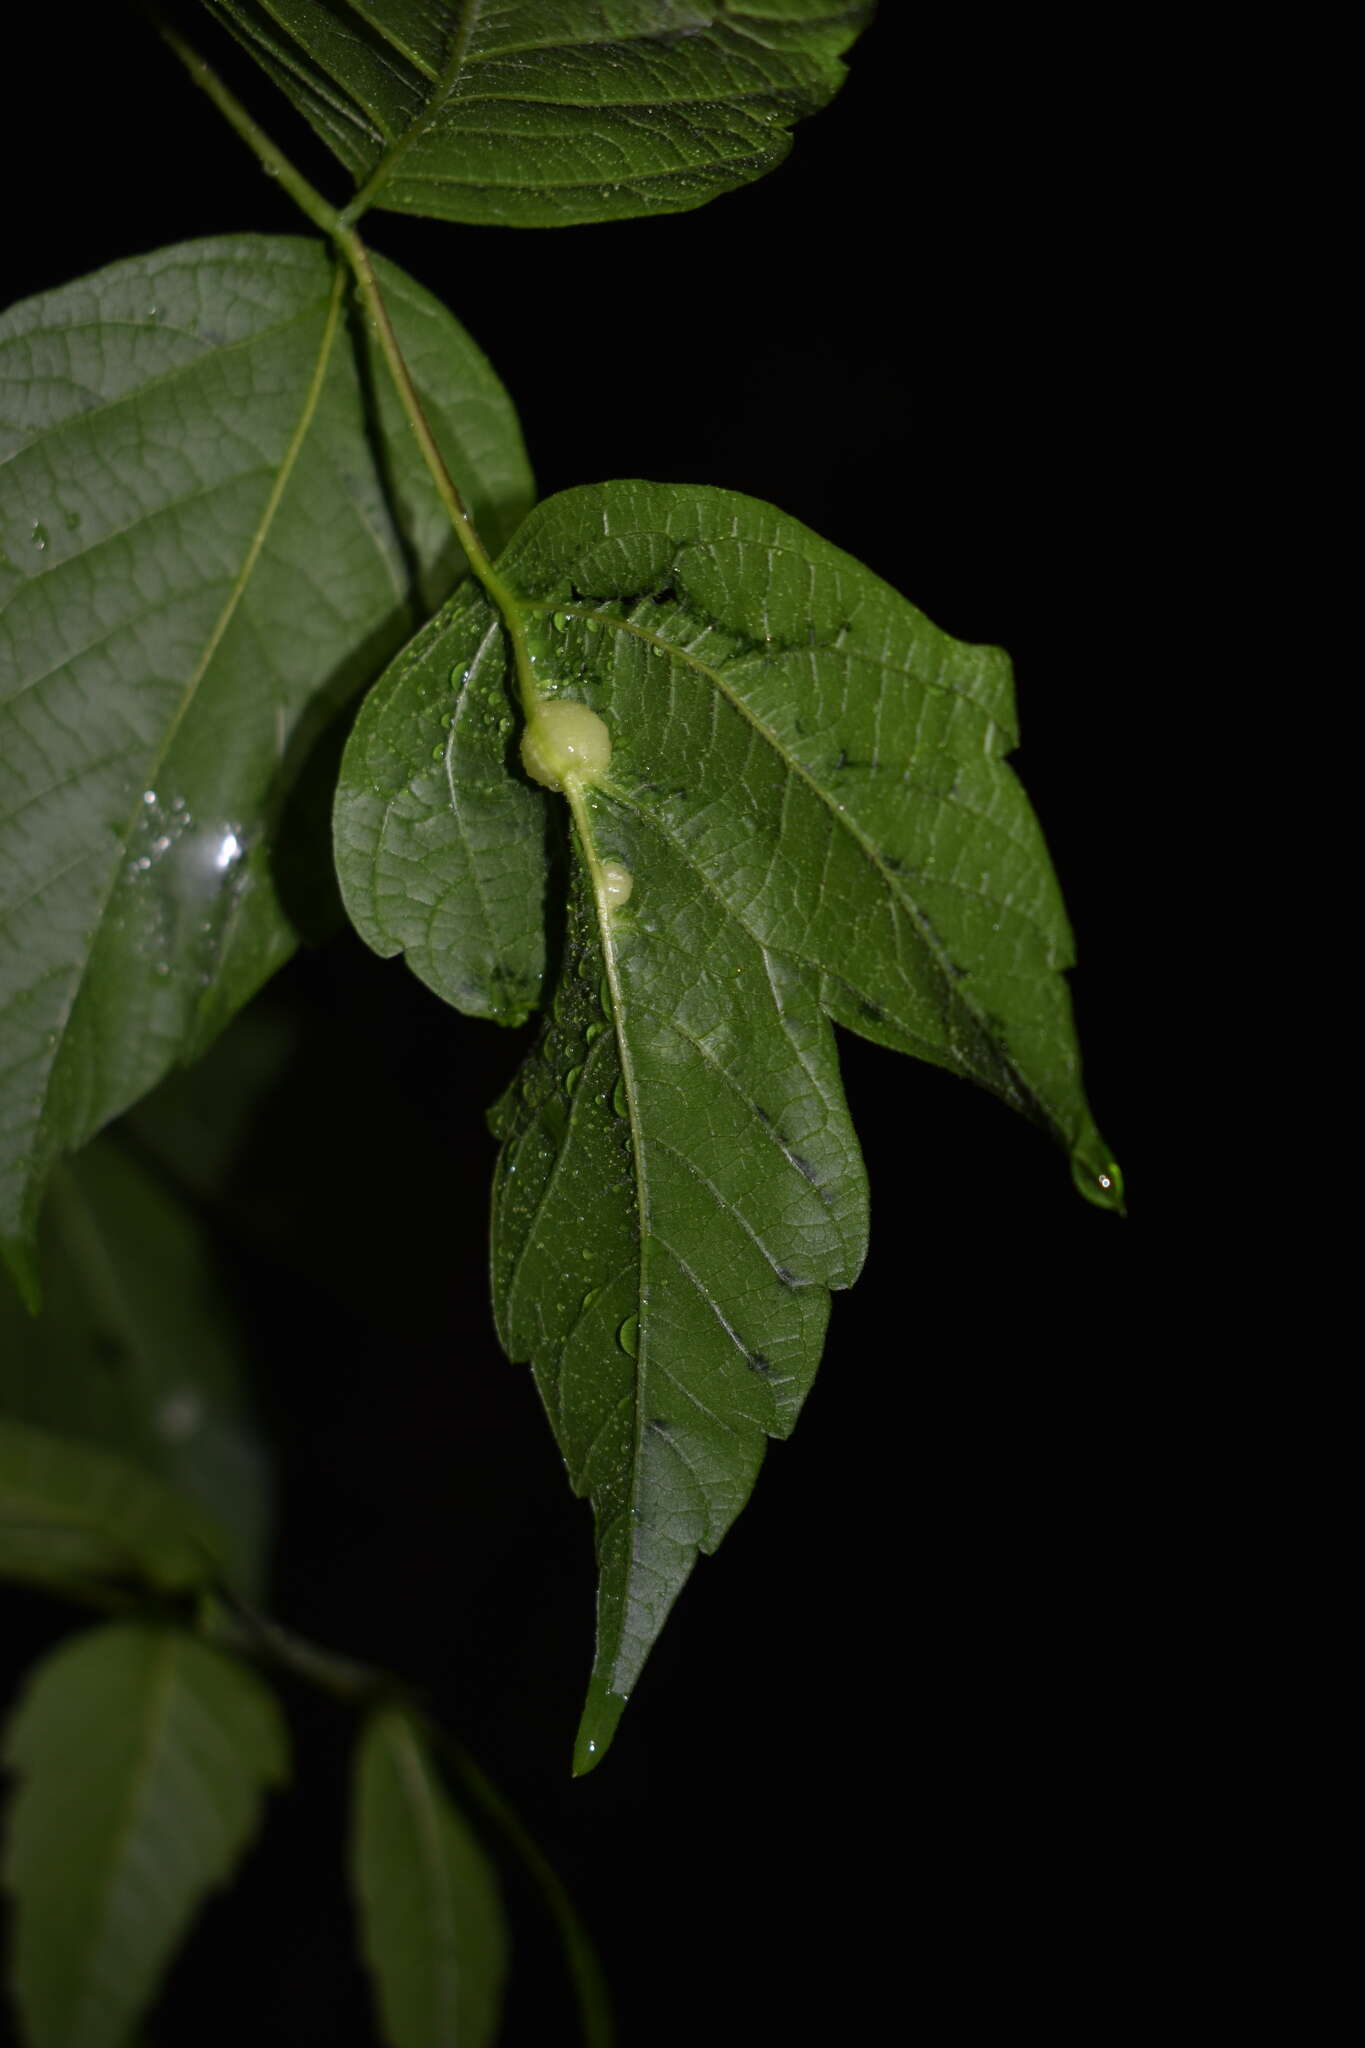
[205,0,872,226]
[352,1708,506,2048]
[0,1133,271,1598]
[0,1417,226,1597]
[337,478,1120,1764]
[0,234,532,1290]
[2,1623,288,2048]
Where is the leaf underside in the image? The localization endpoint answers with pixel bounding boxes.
[351,1709,506,2048]
[205,0,873,226]
[336,478,1120,1767]
[2,1623,288,2048]
[0,234,531,1285]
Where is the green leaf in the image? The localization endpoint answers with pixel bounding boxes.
[333,582,547,1023]
[0,234,532,1283]
[0,1133,271,1599]
[205,0,872,227]
[2,1623,288,2048]
[351,1708,506,2048]
[336,478,1120,1766]
[0,1417,226,1597]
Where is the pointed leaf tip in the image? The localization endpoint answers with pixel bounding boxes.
[1072,1151,1125,1214]
[573,1676,629,1777]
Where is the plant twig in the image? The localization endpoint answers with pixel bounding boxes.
[427,1721,617,2048]
[150,17,511,608]
[154,17,341,242]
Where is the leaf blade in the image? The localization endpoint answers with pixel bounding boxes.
[205,0,873,226]
[0,234,532,1269]
[351,1708,506,2048]
[1,1623,288,2048]
[491,860,868,1768]
[333,583,546,1023]
[0,1418,227,1597]
[339,476,1120,1764]
[0,1133,272,1599]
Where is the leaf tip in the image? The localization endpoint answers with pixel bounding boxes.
[572,1673,629,1777]
[1072,1148,1125,1215]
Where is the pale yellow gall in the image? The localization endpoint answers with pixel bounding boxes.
[520,700,611,791]
[600,861,633,910]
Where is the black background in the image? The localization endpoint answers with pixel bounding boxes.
[3,5,1170,2042]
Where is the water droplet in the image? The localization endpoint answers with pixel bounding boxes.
[565,1064,583,1092]
[30,523,49,552]
[431,744,444,760]
[617,1315,640,1357]
[552,609,569,631]
[612,1077,628,1117]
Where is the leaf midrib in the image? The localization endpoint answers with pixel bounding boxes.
[347,0,484,217]
[566,790,658,1653]
[386,1716,465,2032]
[534,598,1067,1136]
[26,269,348,1209]
[72,1633,179,2045]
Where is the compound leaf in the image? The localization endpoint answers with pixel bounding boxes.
[2,1623,288,2048]
[0,1133,271,1600]
[351,1708,506,2048]
[205,0,872,227]
[0,234,531,1290]
[336,478,1120,1766]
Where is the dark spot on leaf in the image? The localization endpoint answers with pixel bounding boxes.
[646,1417,671,1436]
[649,586,676,604]
[747,1353,772,1375]
[773,1265,800,1290]
[788,1153,818,1186]
[858,999,885,1024]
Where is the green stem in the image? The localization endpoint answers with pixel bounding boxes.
[333,221,499,589]
[426,1722,616,2048]
[151,17,548,710]
[204,1592,403,1708]
[154,19,341,241]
